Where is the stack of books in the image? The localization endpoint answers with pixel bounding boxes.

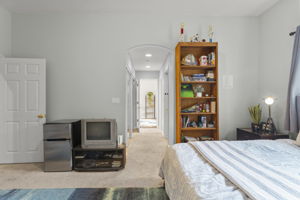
[112,161,121,168]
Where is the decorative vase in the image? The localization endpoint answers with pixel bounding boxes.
[251,123,260,133]
[196,92,202,97]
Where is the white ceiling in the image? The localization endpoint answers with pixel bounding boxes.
[0,0,279,16]
[129,46,169,72]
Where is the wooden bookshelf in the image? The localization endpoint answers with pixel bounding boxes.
[176,42,219,143]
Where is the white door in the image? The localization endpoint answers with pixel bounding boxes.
[0,58,46,163]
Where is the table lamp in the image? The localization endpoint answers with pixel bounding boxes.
[264,97,276,134]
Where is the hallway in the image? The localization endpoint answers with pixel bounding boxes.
[139,119,157,128]
[0,129,168,189]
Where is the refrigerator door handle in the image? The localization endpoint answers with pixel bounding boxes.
[45,138,70,141]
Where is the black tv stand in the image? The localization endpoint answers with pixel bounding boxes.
[72,145,126,172]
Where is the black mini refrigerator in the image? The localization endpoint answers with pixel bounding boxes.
[43,120,81,172]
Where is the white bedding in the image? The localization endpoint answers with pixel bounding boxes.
[160,139,300,200]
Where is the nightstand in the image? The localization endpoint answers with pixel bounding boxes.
[237,128,289,140]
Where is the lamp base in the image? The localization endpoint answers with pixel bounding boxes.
[265,117,276,134]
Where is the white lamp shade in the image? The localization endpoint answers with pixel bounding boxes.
[265,97,274,105]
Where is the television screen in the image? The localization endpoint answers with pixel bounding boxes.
[86,122,111,140]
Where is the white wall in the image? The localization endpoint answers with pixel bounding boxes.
[136,71,159,79]
[259,0,300,131]
[11,13,260,140]
[0,5,11,57]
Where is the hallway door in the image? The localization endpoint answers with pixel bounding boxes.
[0,58,46,163]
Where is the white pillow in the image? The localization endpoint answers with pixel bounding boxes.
[296,132,300,146]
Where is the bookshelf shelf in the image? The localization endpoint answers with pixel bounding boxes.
[181,81,216,84]
[181,97,216,100]
[181,65,216,70]
[181,112,216,115]
[176,42,219,143]
[182,128,216,131]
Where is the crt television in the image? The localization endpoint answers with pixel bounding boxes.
[81,119,117,149]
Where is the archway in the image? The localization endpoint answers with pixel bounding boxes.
[124,44,174,144]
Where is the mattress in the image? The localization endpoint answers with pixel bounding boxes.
[160,139,300,200]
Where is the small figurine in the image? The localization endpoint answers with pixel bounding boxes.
[201,116,207,128]
[208,121,215,128]
[179,23,185,42]
[209,52,216,65]
[208,25,214,42]
[191,121,198,128]
[190,34,200,42]
[200,56,208,66]
[206,70,215,81]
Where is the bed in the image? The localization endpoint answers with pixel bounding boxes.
[160,139,300,200]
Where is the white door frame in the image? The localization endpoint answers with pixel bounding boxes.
[124,57,136,143]
[136,80,140,129]
[161,57,170,139]
[168,52,175,144]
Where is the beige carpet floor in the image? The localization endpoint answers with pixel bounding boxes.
[0,128,168,189]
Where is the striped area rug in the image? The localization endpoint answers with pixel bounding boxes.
[0,187,169,200]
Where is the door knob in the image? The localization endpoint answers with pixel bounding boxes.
[37,114,45,119]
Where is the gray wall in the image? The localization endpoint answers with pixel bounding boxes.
[0,5,11,57]
[259,0,300,130]
[11,13,260,140]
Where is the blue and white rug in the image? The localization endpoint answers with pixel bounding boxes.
[0,187,169,200]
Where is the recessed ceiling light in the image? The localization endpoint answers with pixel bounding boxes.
[145,53,152,57]
[145,65,151,69]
